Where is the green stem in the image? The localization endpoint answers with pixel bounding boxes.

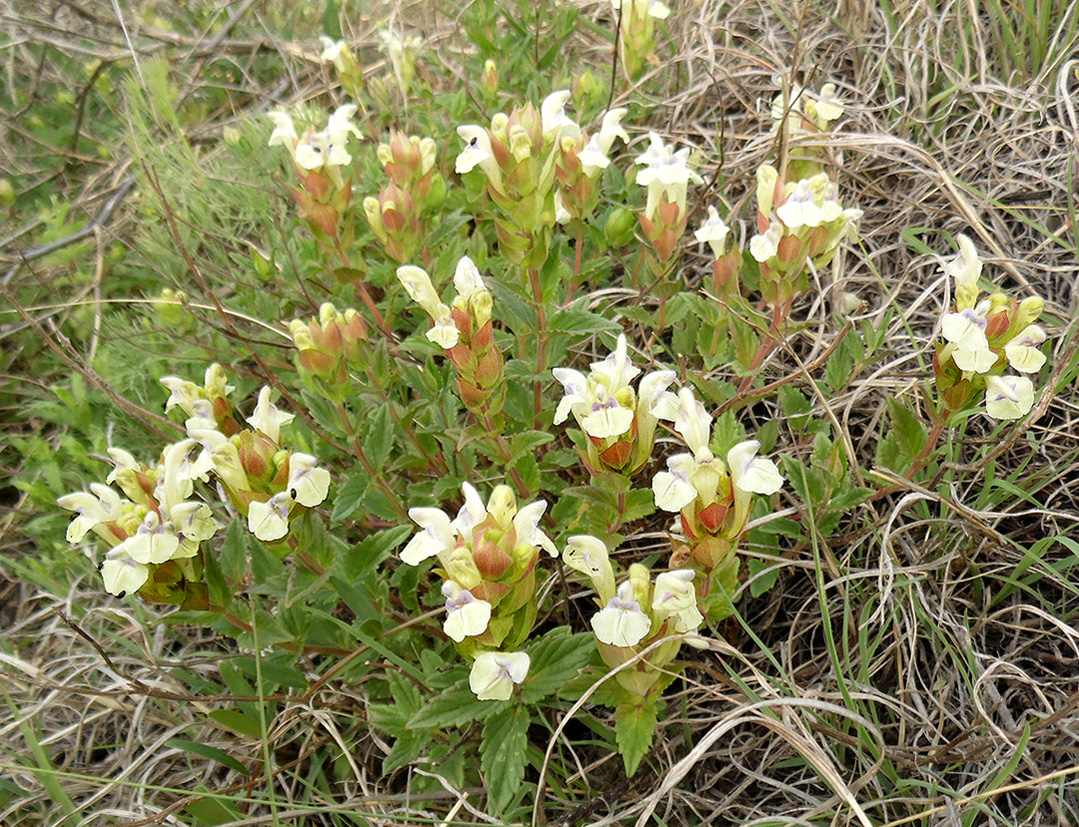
[527,266,548,430]
[335,402,410,521]
[736,297,791,395]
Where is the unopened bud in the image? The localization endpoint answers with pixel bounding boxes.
[481,60,498,98]
[605,206,637,247]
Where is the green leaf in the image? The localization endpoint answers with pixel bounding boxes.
[218,517,248,583]
[480,705,530,814]
[620,489,657,523]
[167,739,248,775]
[710,410,747,457]
[208,709,263,739]
[824,335,856,393]
[407,682,491,729]
[780,455,826,507]
[363,404,396,470]
[546,307,622,334]
[521,629,594,703]
[184,792,243,826]
[777,384,812,429]
[509,430,555,458]
[615,700,657,776]
[886,397,928,462]
[747,555,781,597]
[511,452,542,494]
[331,471,368,522]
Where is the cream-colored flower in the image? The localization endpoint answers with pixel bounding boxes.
[57,483,125,544]
[469,651,530,700]
[401,506,455,565]
[750,223,783,262]
[941,307,997,374]
[984,374,1034,420]
[248,493,293,542]
[287,453,331,507]
[541,89,575,137]
[592,581,652,647]
[247,387,294,444]
[652,569,703,633]
[100,547,150,596]
[442,580,493,642]
[1004,325,1047,374]
[694,205,730,257]
[563,535,617,603]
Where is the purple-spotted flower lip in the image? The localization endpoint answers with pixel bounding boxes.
[958,307,987,329]
[592,396,619,412]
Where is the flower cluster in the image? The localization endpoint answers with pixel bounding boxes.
[553,108,630,239]
[563,536,702,701]
[364,130,444,263]
[401,482,557,699]
[456,91,578,266]
[397,257,505,416]
[634,132,704,265]
[934,234,1047,420]
[59,365,328,602]
[58,440,218,601]
[651,388,784,618]
[770,82,844,135]
[612,0,670,82]
[175,383,330,544]
[552,334,676,475]
[694,205,743,299]
[288,303,368,403]
[318,36,363,99]
[267,104,362,238]
[750,164,861,306]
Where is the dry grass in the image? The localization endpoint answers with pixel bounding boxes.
[3,0,1079,825]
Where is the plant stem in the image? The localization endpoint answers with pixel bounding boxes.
[335,401,410,521]
[527,266,548,430]
[736,297,791,394]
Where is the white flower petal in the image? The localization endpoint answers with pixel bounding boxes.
[592,583,652,647]
[985,375,1034,420]
[728,440,783,495]
[100,549,150,596]
[402,506,454,564]
[288,453,331,507]
[469,652,530,700]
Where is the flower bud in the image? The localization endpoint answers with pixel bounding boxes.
[605,207,637,247]
[481,59,498,98]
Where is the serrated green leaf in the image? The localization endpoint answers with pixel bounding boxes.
[546,308,622,334]
[877,432,903,472]
[407,683,491,729]
[509,430,555,458]
[620,489,656,523]
[711,410,747,456]
[218,517,248,583]
[382,731,427,773]
[746,555,780,597]
[511,452,542,493]
[886,397,928,462]
[521,629,593,703]
[777,383,812,421]
[780,455,827,506]
[331,472,368,523]
[615,700,657,776]
[824,337,855,393]
[363,404,396,470]
[480,705,529,813]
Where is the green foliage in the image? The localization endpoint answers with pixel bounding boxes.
[6,1,1070,824]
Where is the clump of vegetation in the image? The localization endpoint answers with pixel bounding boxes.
[3,1,1079,825]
